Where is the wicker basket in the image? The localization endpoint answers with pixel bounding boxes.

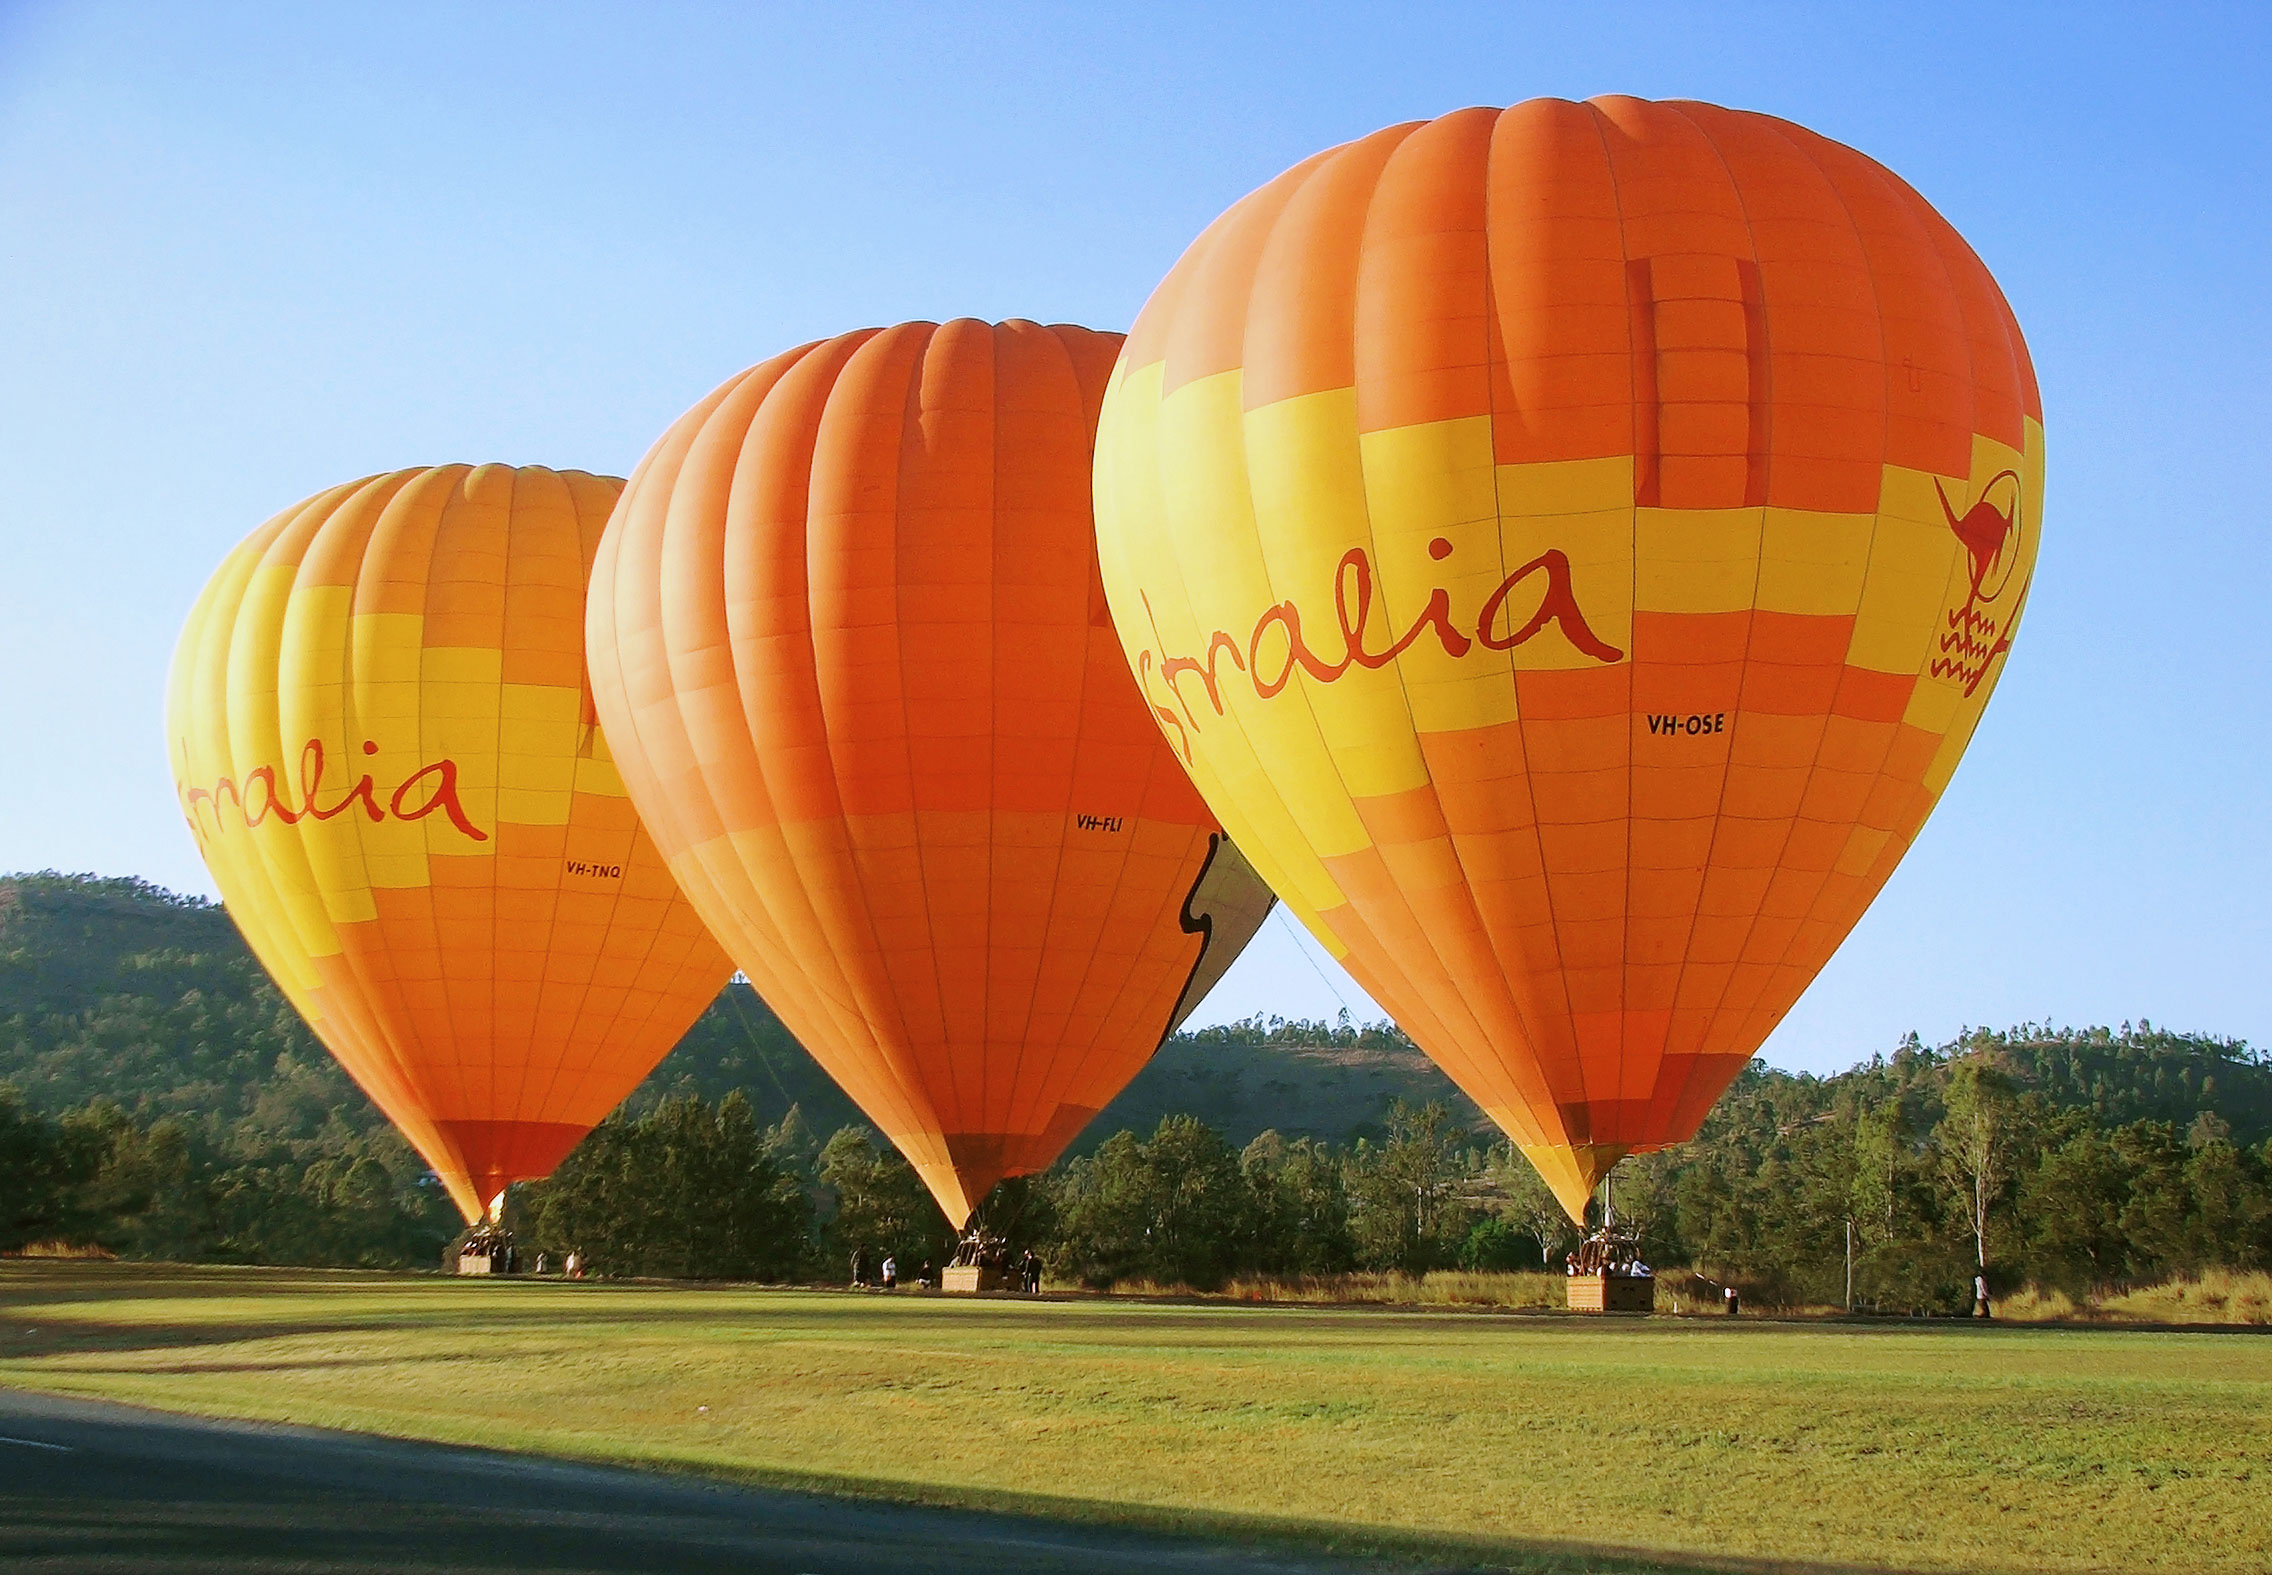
[1566,1274,1655,1313]
[942,1265,1014,1294]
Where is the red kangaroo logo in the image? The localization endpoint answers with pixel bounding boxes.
[1929,470,2026,699]
[1934,470,2023,611]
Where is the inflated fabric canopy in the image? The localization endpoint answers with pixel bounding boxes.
[588,320,1274,1226]
[169,465,734,1223]
[1093,97,2042,1220]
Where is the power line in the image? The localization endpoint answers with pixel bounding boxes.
[1275,904,1369,1023]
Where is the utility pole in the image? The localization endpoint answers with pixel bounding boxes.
[1844,1216,1855,1312]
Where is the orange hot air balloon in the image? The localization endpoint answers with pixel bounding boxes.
[587,319,1276,1226]
[1093,98,2043,1221]
[167,465,735,1224]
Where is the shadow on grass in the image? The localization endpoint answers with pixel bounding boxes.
[0,1385,1973,1575]
[631,1453,1976,1575]
[0,1499,1939,1575]
[0,1262,429,1303]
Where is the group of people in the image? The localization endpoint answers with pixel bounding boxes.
[850,1246,928,1289]
[1563,1233,1652,1279]
[454,1230,515,1275]
[847,1242,1045,1293]
[848,1247,913,1289]
[449,1233,589,1278]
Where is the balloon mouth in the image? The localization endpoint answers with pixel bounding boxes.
[1518,1142,1632,1226]
[429,1120,590,1226]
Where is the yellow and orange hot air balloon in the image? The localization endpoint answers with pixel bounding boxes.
[587,319,1275,1226]
[1094,97,2043,1220]
[167,465,734,1224]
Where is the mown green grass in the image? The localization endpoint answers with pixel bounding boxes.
[2,1263,2266,1573]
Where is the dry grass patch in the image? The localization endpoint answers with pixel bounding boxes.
[1132,1270,1748,1316]
[1114,1268,2272,1325]
[1124,1270,1573,1308]
[1990,1271,2272,1326]
[2099,1268,2272,1325]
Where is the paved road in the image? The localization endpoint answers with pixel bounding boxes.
[0,1387,1454,1574]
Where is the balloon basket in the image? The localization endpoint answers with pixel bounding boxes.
[1567,1274,1655,1313]
[945,1225,1015,1293]
[941,1265,1013,1294]
[449,1225,515,1277]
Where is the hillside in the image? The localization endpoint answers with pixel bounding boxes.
[0,872,1480,1149]
[5,871,2267,1152]
[0,875,376,1146]
[642,998,1482,1154]
[1096,1027,1479,1150]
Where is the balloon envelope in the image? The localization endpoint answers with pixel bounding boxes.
[587,319,1274,1226]
[1093,97,2043,1220]
[168,465,735,1223]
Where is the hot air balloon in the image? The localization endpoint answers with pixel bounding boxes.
[1093,97,2042,1221]
[167,465,735,1224]
[587,319,1275,1227]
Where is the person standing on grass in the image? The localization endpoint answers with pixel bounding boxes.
[1975,1274,1992,1319]
[851,1245,868,1288]
[881,1254,897,1290]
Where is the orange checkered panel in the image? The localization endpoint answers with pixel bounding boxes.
[1094,97,2042,1220]
[167,465,735,1223]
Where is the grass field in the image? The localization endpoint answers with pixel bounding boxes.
[2,1264,2266,1574]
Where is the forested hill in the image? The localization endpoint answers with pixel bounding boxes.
[0,871,1479,1148]
[4,870,2268,1150]
[0,873,369,1141]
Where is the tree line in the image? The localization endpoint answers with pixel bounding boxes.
[514,1027,2272,1309]
[6,875,2270,1308]
[13,1028,2271,1313]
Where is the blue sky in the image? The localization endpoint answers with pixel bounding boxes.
[1,2,2264,1075]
